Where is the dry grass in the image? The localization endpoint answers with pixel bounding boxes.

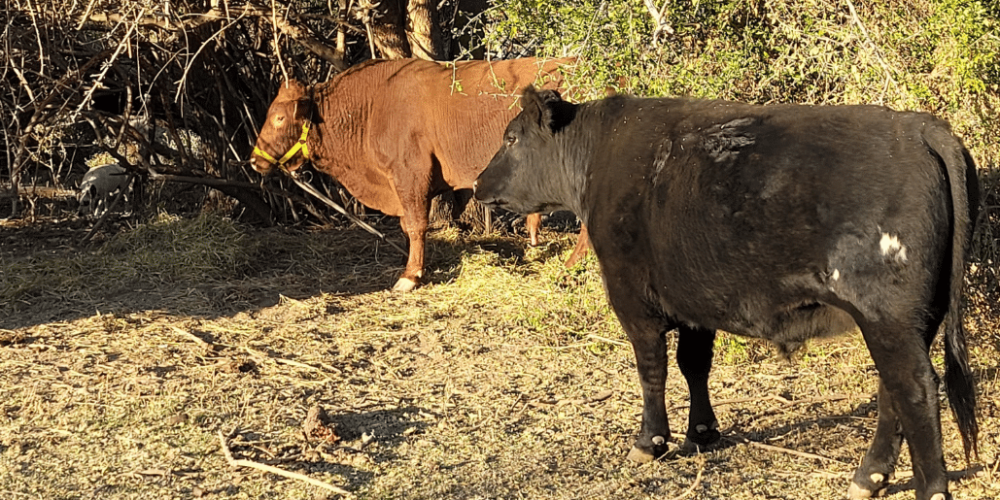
[1,215,999,499]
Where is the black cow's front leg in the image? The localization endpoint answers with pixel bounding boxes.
[677,327,720,452]
[619,315,675,463]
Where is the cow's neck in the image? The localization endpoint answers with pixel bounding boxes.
[307,79,371,176]
[549,103,603,225]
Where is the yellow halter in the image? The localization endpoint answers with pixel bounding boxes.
[253,120,312,167]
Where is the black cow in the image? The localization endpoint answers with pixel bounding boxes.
[474,87,979,500]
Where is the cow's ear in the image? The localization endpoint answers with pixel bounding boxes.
[520,86,561,132]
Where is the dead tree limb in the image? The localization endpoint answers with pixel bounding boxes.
[217,430,352,497]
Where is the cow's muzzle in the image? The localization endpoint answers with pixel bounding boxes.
[252,120,312,172]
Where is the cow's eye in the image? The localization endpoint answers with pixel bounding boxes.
[505,134,517,146]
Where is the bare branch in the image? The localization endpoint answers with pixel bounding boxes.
[217,430,352,497]
[643,0,673,44]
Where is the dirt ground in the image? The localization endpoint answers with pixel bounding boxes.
[1,215,999,500]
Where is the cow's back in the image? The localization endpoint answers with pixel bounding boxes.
[432,58,570,187]
[324,58,571,198]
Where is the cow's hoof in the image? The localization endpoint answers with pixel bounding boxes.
[626,436,677,463]
[680,421,721,454]
[847,472,891,499]
[392,277,419,292]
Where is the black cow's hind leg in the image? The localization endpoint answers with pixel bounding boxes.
[848,380,902,499]
[676,327,720,452]
[854,319,949,500]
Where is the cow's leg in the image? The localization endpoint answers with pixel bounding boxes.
[393,200,430,292]
[850,313,946,500]
[853,320,949,500]
[613,313,676,463]
[602,274,676,462]
[676,327,720,452]
[848,380,903,499]
[525,213,542,246]
[563,223,591,268]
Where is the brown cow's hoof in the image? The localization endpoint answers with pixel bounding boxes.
[626,437,678,463]
[392,277,420,292]
[847,472,890,499]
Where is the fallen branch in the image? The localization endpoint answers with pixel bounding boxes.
[286,172,409,258]
[894,465,983,482]
[726,434,845,464]
[585,333,630,348]
[241,345,337,375]
[669,393,854,411]
[217,430,351,497]
[169,326,214,350]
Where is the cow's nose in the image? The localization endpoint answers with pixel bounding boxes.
[473,180,478,193]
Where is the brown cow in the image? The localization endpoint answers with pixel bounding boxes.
[252,58,589,291]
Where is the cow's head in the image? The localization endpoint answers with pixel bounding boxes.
[475,85,572,215]
[77,185,98,217]
[251,79,314,175]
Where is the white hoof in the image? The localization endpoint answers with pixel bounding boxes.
[847,482,874,499]
[392,277,419,292]
[626,446,655,463]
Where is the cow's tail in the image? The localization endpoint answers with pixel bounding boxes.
[923,122,980,463]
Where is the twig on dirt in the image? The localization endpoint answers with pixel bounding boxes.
[726,434,844,464]
[666,455,706,500]
[241,345,337,375]
[894,465,984,481]
[585,333,630,348]
[0,490,35,498]
[669,393,853,412]
[217,430,351,497]
[131,468,170,478]
[169,326,213,349]
[506,395,532,425]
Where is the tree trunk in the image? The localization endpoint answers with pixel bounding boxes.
[369,0,412,59]
[406,0,446,60]
[367,0,449,60]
